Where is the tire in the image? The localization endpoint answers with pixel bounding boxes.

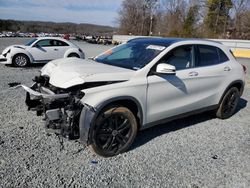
[12,54,29,67]
[68,53,80,58]
[216,87,240,119]
[89,105,138,157]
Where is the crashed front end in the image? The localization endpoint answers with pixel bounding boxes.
[22,75,94,142]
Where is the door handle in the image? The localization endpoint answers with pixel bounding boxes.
[54,49,58,51]
[224,66,231,71]
[188,71,198,76]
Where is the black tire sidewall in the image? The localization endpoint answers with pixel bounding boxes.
[68,53,80,58]
[216,87,240,119]
[13,54,29,67]
[90,106,138,157]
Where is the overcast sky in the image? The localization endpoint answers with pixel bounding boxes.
[0,0,123,26]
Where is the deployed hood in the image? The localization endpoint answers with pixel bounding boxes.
[41,58,135,89]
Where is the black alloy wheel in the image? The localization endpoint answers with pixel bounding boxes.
[216,87,240,119]
[90,106,138,157]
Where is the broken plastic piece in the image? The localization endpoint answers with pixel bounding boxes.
[8,82,21,87]
[91,160,98,164]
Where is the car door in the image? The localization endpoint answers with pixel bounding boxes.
[29,39,59,61]
[146,45,206,123]
[54,40,70,58]
[189,44,231,107]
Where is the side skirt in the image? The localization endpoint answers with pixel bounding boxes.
[141,105,218,130]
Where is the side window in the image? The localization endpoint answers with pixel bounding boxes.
[36,40,54,47]
[197,45,219,66]
[55,40,69,46]
[218,48,229,63]
[158,45,193,70]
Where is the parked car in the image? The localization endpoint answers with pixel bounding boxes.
[0,37,85,67]
[21,38,246,157]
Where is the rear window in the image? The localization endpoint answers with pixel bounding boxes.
[197,45,219,66]
[55,40,69,46]
[218,49,229,63]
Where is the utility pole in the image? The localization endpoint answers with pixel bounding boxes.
[149,14,153,36]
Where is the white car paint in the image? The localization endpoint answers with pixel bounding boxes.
[22,40,245,124]
[0,37,85,65]
[22,38,246,129]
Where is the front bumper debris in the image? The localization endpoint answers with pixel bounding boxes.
[22,83,83,139]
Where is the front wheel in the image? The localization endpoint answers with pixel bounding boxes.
[216,87,240,119]
[12,54,29,67]
[89,106,138,157]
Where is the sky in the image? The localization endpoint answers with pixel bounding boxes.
[0,0,124,26]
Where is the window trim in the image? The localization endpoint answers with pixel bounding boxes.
[33,39,54,47]
[149,44,196,75]
[194,44,228,68]
[54,39,69,47]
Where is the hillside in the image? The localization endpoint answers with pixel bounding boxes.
[0,19,116,36]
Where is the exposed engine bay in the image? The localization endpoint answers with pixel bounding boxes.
[23,75,115,140]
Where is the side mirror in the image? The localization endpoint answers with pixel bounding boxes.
[156,63,176,75]
[33,43,40,48]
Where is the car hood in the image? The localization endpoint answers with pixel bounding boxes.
[41,58,135,89]
[2,45,26,54]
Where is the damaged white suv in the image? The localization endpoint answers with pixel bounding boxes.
[22,38,246,157]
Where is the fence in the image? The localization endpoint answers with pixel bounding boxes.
[112,35,250,58]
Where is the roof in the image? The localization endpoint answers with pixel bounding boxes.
[33,37,75,46]
[128,37,222,46]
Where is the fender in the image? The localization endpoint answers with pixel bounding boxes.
[10,48,34,63]
[79,96,144,145]
[64,48,82,58]
[218,80,244,105]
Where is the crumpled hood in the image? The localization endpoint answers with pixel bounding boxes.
[2,45,26,54]
[41,58,135,89]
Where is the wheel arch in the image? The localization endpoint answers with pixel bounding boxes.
[12,52,33,65]
[219,80,244,105]
[79,96,144,145]
[96,96,143,128]
[64,48,81,58]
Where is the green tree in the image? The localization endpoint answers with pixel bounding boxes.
[204,0,233,37]
[182,5,199,37]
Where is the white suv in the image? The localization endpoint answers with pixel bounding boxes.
[22,38,246,157]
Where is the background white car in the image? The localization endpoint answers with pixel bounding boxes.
[0,37,85,67]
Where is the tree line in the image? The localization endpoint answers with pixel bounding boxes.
[0,19,115,36]
[117,0,250,39]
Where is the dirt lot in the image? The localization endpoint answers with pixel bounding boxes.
[0,38,249,188]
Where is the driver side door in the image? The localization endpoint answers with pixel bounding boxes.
[146,45,204,124]
[29,39,59,62]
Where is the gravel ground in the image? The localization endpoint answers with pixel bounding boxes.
[0,38,250,188]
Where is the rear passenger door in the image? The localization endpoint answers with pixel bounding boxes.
[191,45,231,107]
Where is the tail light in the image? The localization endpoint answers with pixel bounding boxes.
[241,64,247,74]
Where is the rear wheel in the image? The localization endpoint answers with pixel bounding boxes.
[89,106,138,157]
[12,54,29,67]
[216,87,240,119]
[68,53,80,58]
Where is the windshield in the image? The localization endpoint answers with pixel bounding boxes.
[25,38,37,46]
[95,42,166,70]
